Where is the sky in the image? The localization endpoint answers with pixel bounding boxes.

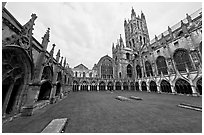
[6,2,202,69]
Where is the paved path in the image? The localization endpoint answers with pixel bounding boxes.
[2,91,202,133]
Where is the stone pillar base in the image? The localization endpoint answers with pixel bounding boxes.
[192,93,199,97]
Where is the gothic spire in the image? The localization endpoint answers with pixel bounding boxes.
[56,49,61,63]
[41,28,50,50]
[60,56,64,66]
[63,57,66,68]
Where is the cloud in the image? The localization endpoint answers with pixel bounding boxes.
[6,2,202,69]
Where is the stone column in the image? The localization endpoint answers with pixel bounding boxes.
[2,81,15,115]
[97,85,99,92]
[139,82,142,91]
[78,85,81,91]
[121,84,124,91]
[88,85,90,91]
[105,85,107,91]
[147,84,150,92]
[157,84,161,93]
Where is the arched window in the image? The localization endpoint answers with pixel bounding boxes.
[75,72,77,77]
[126,53,130,60]
[41,66,53,80]
[127,64,132,78]
[156,56,168,75]
[89,72,92,78]
[119,72,121,78]
[173,49,193,72]
[145,61,153,77]
[57,72,62,81]
[143,37,146,44]
[199,42,202,54]
[175,79,192,94]
[132,39,135,47]
[83,72,86,78]
[129,41,132,48]
[136,65,142,78]
[101,58,113,79]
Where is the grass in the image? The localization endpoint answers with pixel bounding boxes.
[2,91,202,133]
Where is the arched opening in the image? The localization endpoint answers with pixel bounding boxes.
[175,79,192,94]
[41,66,53,81]
[81,81,88,91]
[57,72,62,81]
[99,81,106,91]
[2,46,32,116]
[173,49,193,72]
[90,81,97,91]
[135,82,140,91]
[38,81,52,101]
[5,78,23,114]
[107,81,113,91]
[149,81,157,92]
[199,42,202,54]
[156,56,168,75]
[64,75,67,84]
[123,82,129,90]
[73,80,79,92]
[2,77,13,108]
[141,81,147,91]
[83,72,86,78]
[160,80,172,93]
[126,53,130,60]
[136,65,142,78]
[116,82,121,90]
[55,82,61,96]
[130,82,135,91]
[127,64,132,78]
[196,78,202,95]
[145,61,153,77]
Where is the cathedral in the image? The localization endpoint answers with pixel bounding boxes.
[2,4,73,120]
[72,8,202,96]
[2,3,202,123]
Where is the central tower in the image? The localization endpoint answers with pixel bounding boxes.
[124,8,150,51]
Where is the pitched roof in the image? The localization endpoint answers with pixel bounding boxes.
[73,63,89,70]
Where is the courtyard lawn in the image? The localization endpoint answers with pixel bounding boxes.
[2,91,202,133]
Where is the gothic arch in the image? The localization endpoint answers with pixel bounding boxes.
[38,81,52,101]
[73,80,79,92]
[127,64,132,78]
[116,81,121,90]
[55,82,62,96]
[196,77,202,95]
[41,66,53,81]
[136,65,142,78]
[173,48,193,72]
[123,82,129,90]
[2,46,33,116]
[107,81,114,91]
[99,81,106,91]
[199,42,202,54]
[130,82,135,91]
[175,78,192,94]
[90,81,97,91]
[160,80,172,93]
[141,81,147,91]
[156,56,168,75]
[81,81,88,91]
[100,56,113,79]
[149,81,157,92]
[57,71,62,82]
[145,61,153,77]
[135,82,140,91]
